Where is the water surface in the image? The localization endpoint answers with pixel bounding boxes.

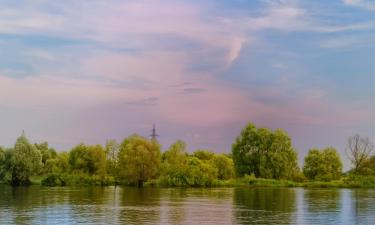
[0,186,374,224]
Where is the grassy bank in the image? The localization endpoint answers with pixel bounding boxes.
[146,175,375,189]
[27,174,375,189]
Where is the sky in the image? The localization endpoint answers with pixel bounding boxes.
[0,0,374,168]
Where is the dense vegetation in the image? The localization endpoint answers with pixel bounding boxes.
[0,122,375,188]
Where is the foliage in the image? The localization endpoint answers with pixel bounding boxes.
[346,134,373,174]
[8,135,43,185]
[4,122,375,189]
[159,142,235,187]
[118,135,161,187]
[303,147,342,181]
[105,139,119,177]
[69,144,107,176]
[232,123,299,180]
[193,150,215,161]
[35,142,57,165]
[211,154,235,180]
[0,147,6,182]
[44,152,69,174]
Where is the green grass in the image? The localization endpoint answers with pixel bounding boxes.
[30,176,43,185]
[18,174,375,189]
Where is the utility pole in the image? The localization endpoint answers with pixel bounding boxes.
[150,124,158,141]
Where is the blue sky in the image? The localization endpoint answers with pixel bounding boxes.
[0,0,374,168]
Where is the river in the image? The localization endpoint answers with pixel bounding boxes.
[0,186,374,224]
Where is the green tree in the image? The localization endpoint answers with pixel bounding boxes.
[118,135,161,187]
[35,142,57,174]
[346,134,373,174]
[211,154,235,180]
[359,156,375,175]
[193,150,214,161]
[0,147,5,181]
[43,155,67,174]
[232,123,299,179]
[35,142,57,164]
[9,135,43,185]
[303,147,342,181]
[160,140,189,186]
[105,139,119,177]
[185,156,217,186]
[162,140,187,166]
[68,144,107,176]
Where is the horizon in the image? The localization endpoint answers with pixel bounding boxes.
[1,0,375,169]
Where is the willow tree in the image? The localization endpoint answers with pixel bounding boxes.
[68,144,107,176]
[10,135,42,185]
[211,154,235,180]
[303,147,342,181]
[118,135,161,187]
[232,123,299,179]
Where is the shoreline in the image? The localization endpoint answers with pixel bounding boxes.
[1,176,372,189]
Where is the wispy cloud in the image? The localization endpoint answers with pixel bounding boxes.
[343,0,375,11]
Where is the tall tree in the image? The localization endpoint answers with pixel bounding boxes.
[105,139,119,177]
[10,135,43,185]
[232,123,299,179]
[303,147,342,181]
[35,142,57,164]
[346,134,373,174]
[69,144,106,176]
[118,135,161,187]
[211,154,235,180]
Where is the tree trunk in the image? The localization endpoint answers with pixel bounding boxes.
[137,180,144,188]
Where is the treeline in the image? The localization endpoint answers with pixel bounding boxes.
[0,134,234,187]
[0,122,374,187]
[232,123,375,186]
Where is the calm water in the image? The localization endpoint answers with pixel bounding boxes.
[0,186,375,224]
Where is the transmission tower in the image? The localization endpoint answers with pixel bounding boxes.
[150,124,158,141]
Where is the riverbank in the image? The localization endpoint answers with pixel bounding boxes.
[23,174,375,189]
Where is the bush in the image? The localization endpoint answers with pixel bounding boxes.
[41,173,65,186]
[41,173,115,186]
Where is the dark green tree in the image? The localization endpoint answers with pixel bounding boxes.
[232,123,299,179]
[303,147,342,181]
[211,154,235,180]
[68,144,107,176]
[9,135,43,185]
[118,135,161,187]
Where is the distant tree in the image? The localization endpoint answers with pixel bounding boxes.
[105,139,119,177]
[35,142,57,174]
[303,147,342,181]
[9,135,43,185]
[211,154,235,180]
[118,135,161,187]
[346,134,373,174]
[193,150,215,161]
[69,144,89,173]
[162,140,187,166]
[232,123,299,179]
[56,152,69,173]
[160,140,189,186]
[35,142,57,164]
[360,155,375,175]
[69,144,106,176]
[184,156,217,186]
[0,147,5,181]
